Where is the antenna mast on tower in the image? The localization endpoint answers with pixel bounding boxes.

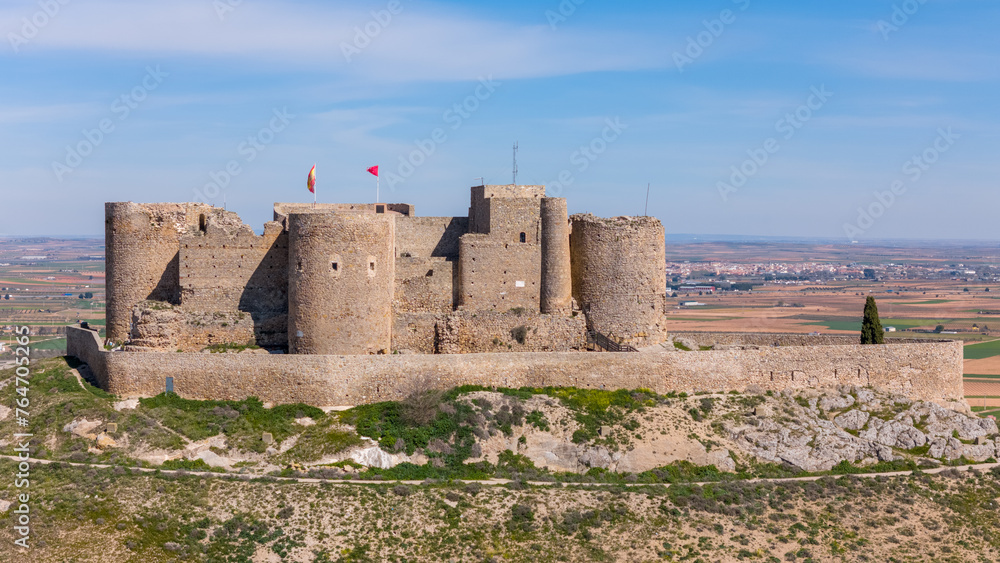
[512,142,518,185]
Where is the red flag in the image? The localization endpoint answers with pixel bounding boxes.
[307,165,316,194]
[367,165,379,177]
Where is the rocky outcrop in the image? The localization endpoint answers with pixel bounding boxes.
[725,386,998,471]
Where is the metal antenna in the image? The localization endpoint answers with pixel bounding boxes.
[512,142,518,186]
[644,183,650,216]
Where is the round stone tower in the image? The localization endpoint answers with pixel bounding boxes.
[540,197,572,314]
[569,214,667,346]
[105,202,214,343]
[287,212,395,355]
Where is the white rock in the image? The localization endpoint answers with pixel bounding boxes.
[854,388,876,405]
[0,500,11,512]
[63,418,102,437]
[820,395,855,411]
[295,417,316,427]
[960,443,997,462]
[113,399,140,411]
[706,449,736,472]
[834,410,869,431]
[350,445,408,469]
[195,450,229,468]
[0,405,10,421]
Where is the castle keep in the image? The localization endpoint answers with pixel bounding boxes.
[106,185,669,355]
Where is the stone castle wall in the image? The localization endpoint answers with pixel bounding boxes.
[394,257,456,313]
[287,212,395,355]
[68,326,966,407]
[178,221,288,315]
[458,186,547,312]
[392,312,444,354]
[435,310,587,354]
[458,236,540,312]
[273,202,413,226]
[469,185,545,234]
[570,214,668,346]
[128,302,262,352]
[394,216,467,259]
[105,202,217,342]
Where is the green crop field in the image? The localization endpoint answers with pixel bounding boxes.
[898,299,952,305]
[804,316,981,333]
[32,337,66,350]
[964,339,1000,360]
[804,319,861,331]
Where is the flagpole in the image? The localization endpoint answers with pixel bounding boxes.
[376,173,380,203]
[313,163,316,208]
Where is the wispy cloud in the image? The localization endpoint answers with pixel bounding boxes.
[0,0,668,82]
[0,103,95,124]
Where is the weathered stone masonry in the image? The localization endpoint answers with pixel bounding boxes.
[107,185,670,355]
[68,326,965,406]
[87,185,966,409]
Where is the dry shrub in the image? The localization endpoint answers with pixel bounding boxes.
[400,374,445,426]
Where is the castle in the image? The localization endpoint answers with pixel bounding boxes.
[106,185,668,355]
[66,183,964,407]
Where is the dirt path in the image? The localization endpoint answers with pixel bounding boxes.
[1,455,995,488]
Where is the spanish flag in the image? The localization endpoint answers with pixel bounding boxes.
[307,165,316,194]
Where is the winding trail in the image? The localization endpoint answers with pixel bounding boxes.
[1,455,997,488]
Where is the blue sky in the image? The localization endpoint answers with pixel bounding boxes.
[1,0,997,241]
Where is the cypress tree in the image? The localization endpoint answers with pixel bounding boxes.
[861,296,885,344]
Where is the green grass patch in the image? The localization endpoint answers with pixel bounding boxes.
[160,458,226,472]
[536,387,658,444]
[139,393,325,452]
[673,341,692,351]
[964,339,1000,360]
[828,459,918,475]
[203,340,259,353]
[32,337,67,350]
[802,319,861,332]
[278,421,363,464]
[342,396,479,465]
[802,316,976,332]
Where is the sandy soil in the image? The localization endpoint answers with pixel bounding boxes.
[964,379,1000,399]
[667,280,999,334]
[965,356,1000,375]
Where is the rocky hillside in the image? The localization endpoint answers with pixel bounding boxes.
[4,358,1000,561]
[1,359,996,482]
